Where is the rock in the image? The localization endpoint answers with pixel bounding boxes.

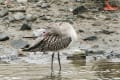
[25,14,37,21]
[78,29,84,33]
[77,13,96,19]
[97,14,107,19]
[17,53,27,57]
[85,50,105,55]
[40,3,50,8]
[99,29,115,35]
[14,12,25,20]
[73,6,88,15]
[0,0,4,4]
[20,23,32,30]
[75,0,85,2]
[36,1,50,8]
[0,8,9,17]
[28,0,39,2]
[17,0,28,3]
[10,39,28,49]
[0,34,9,41]
[8,16,15,22]
[92,22,102,26]
[40,15,51,20]
[83,36,98,41]
[9,8,26,12]
[77,14,87,19]
[67,51,86,60]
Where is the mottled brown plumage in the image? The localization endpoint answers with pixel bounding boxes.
[22,33,72,52]
[21,22,77,71]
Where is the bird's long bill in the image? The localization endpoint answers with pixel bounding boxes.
[23,36,37,38]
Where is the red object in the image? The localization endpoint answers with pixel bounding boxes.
[104,0,118,11]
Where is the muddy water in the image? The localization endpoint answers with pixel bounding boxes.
[0,52,120,80]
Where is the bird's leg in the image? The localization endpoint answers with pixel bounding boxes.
[58,52,61,71]
[51,53,54,72]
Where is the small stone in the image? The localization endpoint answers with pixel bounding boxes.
[85,50,105,55]
[78,13,96,19]
[97,14,107,19]
[0,8,9,17]
[73,6,87,15]
[20,23,32,30]
[40,15,51,20]
[8,16,15,22]
[28,0,39,2]
[25,14,37,21]
[100,29,115,35]
[0,0,4,4]
[10,39,28,49]
[41,3,50,8]
[67,51,86,60]
[17,0,28,3]
[14,12,25,20]
[0,34,9,41]
[83,36,98,41]
[9,8,26,12]
[18,53,26,57]
[78,29,84,33]
[75,0,85,2]
[92,22,102,26]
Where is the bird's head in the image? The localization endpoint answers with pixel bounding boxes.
[33,28,49,37]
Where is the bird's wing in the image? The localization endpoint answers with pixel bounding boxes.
[22,33,72,52]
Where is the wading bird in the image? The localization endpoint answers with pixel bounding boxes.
[21,22,77,71]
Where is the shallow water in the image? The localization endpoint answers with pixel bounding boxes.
[0,50,120,80]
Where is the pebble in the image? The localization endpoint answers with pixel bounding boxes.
[20,23,32,30]
[8,16,15,22]
[17,0,28,3]
[99,29,115,35]
[28,0,39,2]
[14,12,25,20]
[0,0,4,4]
[9,8,26,12]
[36,0,47,7]
[73,6,87,15]
[40,15,51,20]
[25,14,37,21]
[67,51,86,60]
[0,8,9,17]
[40,3,50,8]
[85,50,105,56]
[75,0,85,2]
[83,36,98,41]
[0,34,9,41]
[78,29,84,33]
[92,21,102,26]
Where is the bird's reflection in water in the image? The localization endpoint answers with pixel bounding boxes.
[71,60,86,67]
[40,71,62,80]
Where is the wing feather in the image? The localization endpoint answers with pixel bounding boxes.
[22,33,72,52]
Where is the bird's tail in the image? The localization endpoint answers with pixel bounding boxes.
[20,44,31,51]
[21,48,30,51]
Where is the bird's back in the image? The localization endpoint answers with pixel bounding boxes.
[22,33,72,52]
